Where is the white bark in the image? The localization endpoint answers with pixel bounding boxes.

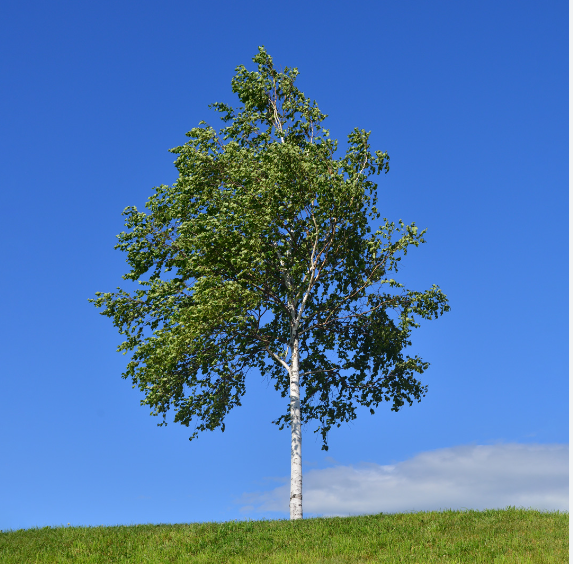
[289,335,303,519]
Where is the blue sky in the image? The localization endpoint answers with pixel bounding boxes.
[0,0,567,531]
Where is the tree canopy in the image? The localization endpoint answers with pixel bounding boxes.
[91,46,450,519]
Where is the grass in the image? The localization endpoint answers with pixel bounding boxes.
[0,507,567,563]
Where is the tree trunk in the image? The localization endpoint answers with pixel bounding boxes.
[289,335,303,519]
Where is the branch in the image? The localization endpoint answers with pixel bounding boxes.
[300,296,402,336]
[269,83,284,144]
[263,344,290,372]
[304,257,388,330]
[299,367,340,377]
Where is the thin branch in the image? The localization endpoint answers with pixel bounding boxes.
[300,296,402,335]
[304,258,389,330]
[263,344,290,372]
[299,367,340,377]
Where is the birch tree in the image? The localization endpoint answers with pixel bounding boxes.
[90,47,450,520]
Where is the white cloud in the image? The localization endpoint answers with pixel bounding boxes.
[239,443,568,516]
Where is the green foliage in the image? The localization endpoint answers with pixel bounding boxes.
[1,508,568,563]
[90,47,450,449]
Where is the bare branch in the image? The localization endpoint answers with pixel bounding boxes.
[299,367,340,377]
[264,344,290,372]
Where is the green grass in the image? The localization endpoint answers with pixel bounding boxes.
[0,507,567,563]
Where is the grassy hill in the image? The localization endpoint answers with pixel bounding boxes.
[0,507,567,563]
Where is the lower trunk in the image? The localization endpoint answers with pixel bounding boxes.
[289,336,303,520]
